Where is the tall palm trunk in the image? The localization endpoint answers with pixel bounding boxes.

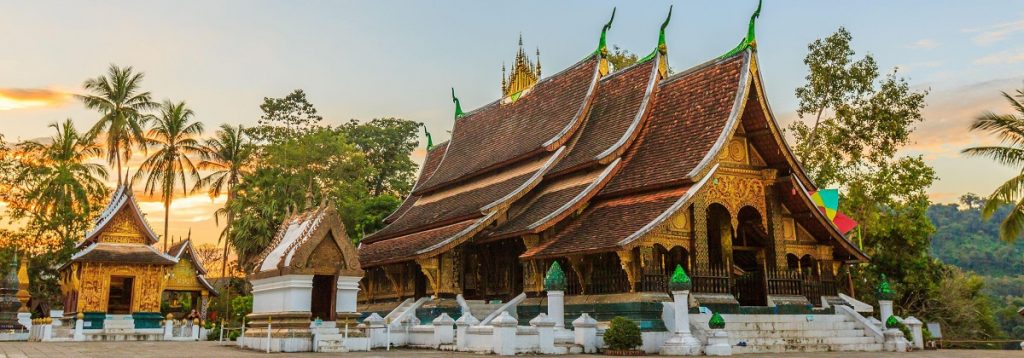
[164,194,170,252]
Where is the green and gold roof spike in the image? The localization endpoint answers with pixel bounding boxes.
[422,123,433,150]
[596,8,615,76]
[451,87,464,119]
[721,0,763,59]
[640,6,672,78]
[501,35,542,102]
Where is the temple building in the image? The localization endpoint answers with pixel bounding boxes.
[163,239,219,320]
[58,186,214,331]
[358,5,867,323]
[242,204,364,352]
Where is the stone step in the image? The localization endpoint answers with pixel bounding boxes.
[727,329,868,339]
[731,336,878,346]
[716,314,849,323]
[695,321,860,331]
[732,342,883,354]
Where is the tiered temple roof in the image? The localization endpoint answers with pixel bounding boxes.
[251,204,363,280]
[359,9,868,268]
[64,186,176,268]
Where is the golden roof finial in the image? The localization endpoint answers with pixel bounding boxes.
[502,35,541,99]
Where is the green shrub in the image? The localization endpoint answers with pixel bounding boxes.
[604,316,642,351]
[206,323,221,341]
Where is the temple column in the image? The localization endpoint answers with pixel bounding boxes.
[765,183,788,270]
[693,201,710,271]
[615,250,638,293]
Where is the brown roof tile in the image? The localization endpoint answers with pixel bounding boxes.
[359,219,478,267]
[365,171,536,242]
[552,58,656,174]
[601,53,747,196]
[415,56,599,193]
[521,187,689,259]
[384,141,450,225]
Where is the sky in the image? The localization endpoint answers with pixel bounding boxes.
[2,0,1023,248]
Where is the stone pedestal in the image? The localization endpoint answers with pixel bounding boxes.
[530,313,556,354]
[455,312,478,350]
[547,290,565,328]
[163,316,174,340]
[904,316,923,349]
[660,290,702,355]
[572,313,598,353]
[432,313,455,347]
[364,313,386,349]
[879,300,894,329]
[704,329,731,356]
[491,311,518,356]
[73,314,84,341]
[883,329,908,352]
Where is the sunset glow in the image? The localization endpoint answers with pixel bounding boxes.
[0,88,72,111]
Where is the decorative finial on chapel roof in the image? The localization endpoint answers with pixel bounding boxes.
[451,88,464,119]
[721,0,763,59]
[422,123,434,150]
[640,6,673,78]
[596,8,616,76]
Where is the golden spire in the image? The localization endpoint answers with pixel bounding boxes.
[502,35,541,99]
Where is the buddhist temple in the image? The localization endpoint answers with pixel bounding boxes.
[163,239,218,320]
[242,203,364,352]
[359,3,867,324]
[57,186,214,331]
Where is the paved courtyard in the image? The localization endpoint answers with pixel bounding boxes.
[0,341,1018,358]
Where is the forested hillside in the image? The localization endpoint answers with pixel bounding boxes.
[927,193,1024,340]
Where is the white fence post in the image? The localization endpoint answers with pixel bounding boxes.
[432,313,455,347]
[572,313,597,353]
[531,313,555,354]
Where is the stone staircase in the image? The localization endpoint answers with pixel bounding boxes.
[464,300,511,320]
[384,297,429,325]
[693,313,882,354]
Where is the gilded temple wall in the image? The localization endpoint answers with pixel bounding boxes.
[74,262,168,313]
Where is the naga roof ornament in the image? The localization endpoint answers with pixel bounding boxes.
[451,87,465,119]
[722,0,762,58]
[640,6,672,78]
[596,8,616,76]
[422,123,434,150]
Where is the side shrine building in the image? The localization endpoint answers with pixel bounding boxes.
[358,11,868,323]
[58,186,216,331]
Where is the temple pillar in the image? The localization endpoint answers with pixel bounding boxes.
[567,256,589,294]
[615,250,638,293]
[693,201,710,271]
[765,183,788,270]
[415,257,441,297]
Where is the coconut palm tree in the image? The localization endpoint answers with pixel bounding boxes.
[78,64,157,185]
[13,119,108,241]
[963,87,1024,242]
[195,124,252,277]
[133,100,205,251]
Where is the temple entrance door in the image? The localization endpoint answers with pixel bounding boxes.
[413,267,428,299]
[310,275,336,321]
[732,207,768,306]
[107,276,134,314]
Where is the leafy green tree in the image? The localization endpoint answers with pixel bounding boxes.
[250,89,323,143]
[78,64,158,185]
[228,128,368,268]
[133,100,205,251]
[340,118,420,197]
[10,120,109,242]
[606,45,639,71]
[962,87,1024,242]
[788,27,941,316]
[195,124,253,277]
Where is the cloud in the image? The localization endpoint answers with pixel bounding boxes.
[0,88,73,111]
[974,49,1024,65]
[907,39,939,50]
[964,17,1024,46]
[903,76,1023,157]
